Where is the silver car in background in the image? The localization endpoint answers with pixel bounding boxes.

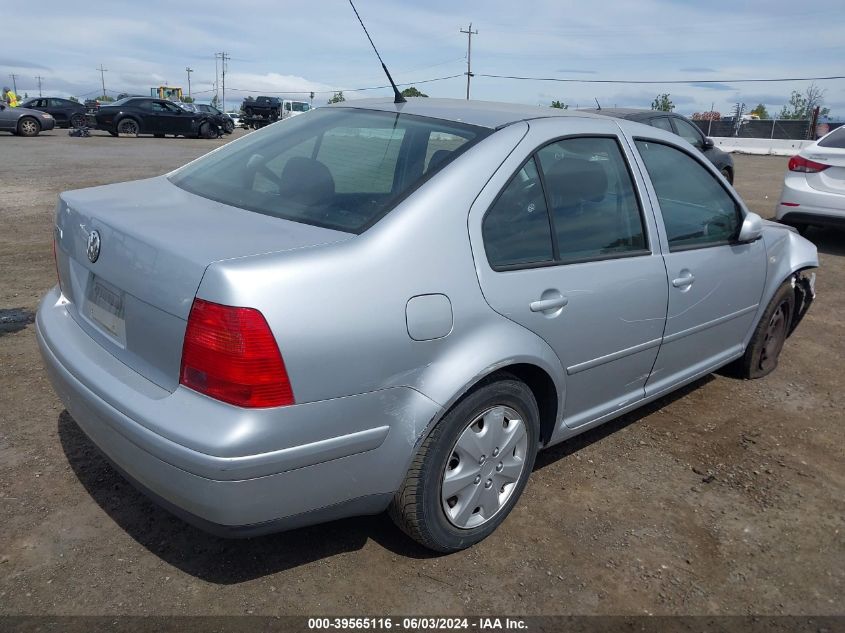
[37,99,817,552]
[776,125,845,234]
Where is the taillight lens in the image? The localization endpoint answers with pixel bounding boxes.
[788,155,829,173]
[180,299,294,408]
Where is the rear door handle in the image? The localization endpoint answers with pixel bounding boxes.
[672,272,695,288]
[530,296,569,312]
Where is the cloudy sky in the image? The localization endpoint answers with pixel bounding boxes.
[3,0,844,117]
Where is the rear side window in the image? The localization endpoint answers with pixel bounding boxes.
[650,117,674,132]
[635,140,741,250]
[536,137,646,262]
[483,137,647,270]
[170,108,488,233]
[818,127,845,148]
[483,158,554,267]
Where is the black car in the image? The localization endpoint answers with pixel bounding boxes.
[186,103,235,134]
[20,97,87,129]
[580,108,735,183]
[92,97,220,138]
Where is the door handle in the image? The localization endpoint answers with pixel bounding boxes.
[530,296,569,312]
[672,272,695,288]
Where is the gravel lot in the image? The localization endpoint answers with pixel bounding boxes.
[0,128,842,616]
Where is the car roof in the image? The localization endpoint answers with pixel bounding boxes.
[330,97,608,129]
[578,108,672,120]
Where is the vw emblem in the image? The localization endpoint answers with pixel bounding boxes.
[87,230,101,263]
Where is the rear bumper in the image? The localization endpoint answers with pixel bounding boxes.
[777,176,845,228]
[37,286,441,534]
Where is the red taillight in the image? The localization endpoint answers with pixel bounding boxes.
[180,299,294,408]
[788,155,829,173]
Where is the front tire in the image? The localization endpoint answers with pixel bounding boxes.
[18,117,41,137]
[70,113,86,128]
[390,376,539,552]
[736,280,795,379]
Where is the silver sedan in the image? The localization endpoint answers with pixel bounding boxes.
[776,125,845,233]
[37,98,818,552]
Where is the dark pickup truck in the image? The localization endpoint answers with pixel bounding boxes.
[241,96,281,120]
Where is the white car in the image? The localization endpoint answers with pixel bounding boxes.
[226,112,241,127]
[776,126,845,234]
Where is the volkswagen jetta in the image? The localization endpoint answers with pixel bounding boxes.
[38,98,817,552]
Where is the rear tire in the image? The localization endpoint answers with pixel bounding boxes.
[117,118,139,136]
[222,118,234,134]
[70,113,86,128]
[390,376,539,552]
[17,117,41,137]
[735,280,795,379]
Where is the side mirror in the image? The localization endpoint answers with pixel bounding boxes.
[703,137,715,149]
[738,212,763,243]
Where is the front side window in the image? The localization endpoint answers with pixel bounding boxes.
[536,137,646,262]
[635,140,741,250]
[483,158,554,268]
[673,117,704,148]
[170,108,488,233]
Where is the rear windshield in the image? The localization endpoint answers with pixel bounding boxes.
[169,108,489,233]
[818,126,845,149]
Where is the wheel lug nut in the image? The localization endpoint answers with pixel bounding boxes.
[485,479,493,488]
[474,475,481,485]
[479,455,486,465]
[493,448,499,457]
[496,462,503,472]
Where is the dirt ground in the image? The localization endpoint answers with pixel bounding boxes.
[0,129,842,617]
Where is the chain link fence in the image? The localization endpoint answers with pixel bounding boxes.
[693,118,844,140]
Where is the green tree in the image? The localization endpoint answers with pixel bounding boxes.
[68,96,79,103]
[550,100,568,109]
[182,95,194,103]
[779,84,829,120]
[400,86,428,98]
[651,93,674,111]
[749,103,770,119]
[327,91,345,104]
[96,95,114,102]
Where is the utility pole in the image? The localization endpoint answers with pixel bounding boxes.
[9,74,18,96]
[185,67,193,99]
[215,52,230,111]
[97,64,107,98]
[35,76,43,97]
[460,23,478,100]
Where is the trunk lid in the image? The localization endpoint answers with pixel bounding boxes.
[803,146,845,194]
[54,175,352,390]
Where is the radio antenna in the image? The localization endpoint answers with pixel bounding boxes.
[348,0,406,104]
[594,97,601,110]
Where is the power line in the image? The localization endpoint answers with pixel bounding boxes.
[475,73,845,84]
[460,23,478,100]
[189,72,463,97]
